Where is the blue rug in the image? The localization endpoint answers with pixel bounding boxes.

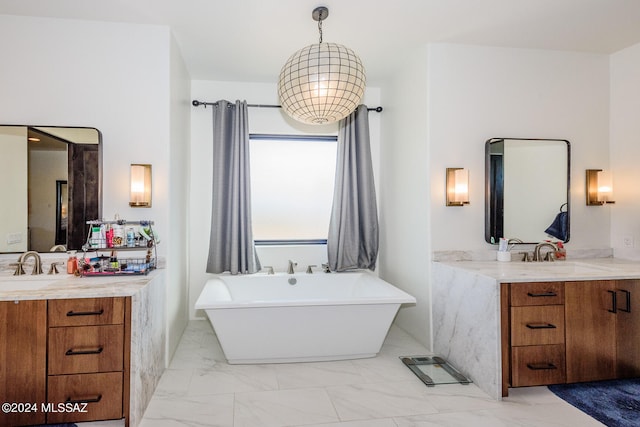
[549,378,640,427]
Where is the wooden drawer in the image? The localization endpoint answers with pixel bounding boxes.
[512,344,566,386]
[511,305,565,346]
[48,325,124,375]
[511,282,564,306]
[49,297,125,327]
[47,372,123,423]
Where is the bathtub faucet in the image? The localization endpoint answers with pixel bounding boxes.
[287,260,297,274]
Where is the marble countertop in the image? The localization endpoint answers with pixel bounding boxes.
[437,258,640,282]
[0,270,159,301]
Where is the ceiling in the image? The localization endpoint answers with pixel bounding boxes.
[2,0,640,85]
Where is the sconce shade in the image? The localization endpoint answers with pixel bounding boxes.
[446,168,470,206]
[130,164,152,207]
[586,169,615,205]
[277,7,366,125]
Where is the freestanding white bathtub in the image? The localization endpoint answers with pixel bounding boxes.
[195,271,416,364]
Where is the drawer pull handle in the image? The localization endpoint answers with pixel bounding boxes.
[608,290,617,313]
[66,309,104,317]
[527,363,557,370]
[525,323,557,329]
[66,347,104,356]
[66,395,102,404]
[618,289,631,313]
[527,292,557,298]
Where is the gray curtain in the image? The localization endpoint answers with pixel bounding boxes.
[327,105,379,271]
[206,100,261,274]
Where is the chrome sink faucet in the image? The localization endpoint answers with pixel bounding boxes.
[16,251,43,275]
[533,242,557,262]
[287,260,297,274]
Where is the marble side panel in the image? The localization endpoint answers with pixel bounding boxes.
[129,272,166,427]
[432,262,502,400]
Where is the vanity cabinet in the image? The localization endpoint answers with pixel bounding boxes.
[0,297,130,426]
[615,280,640,378]
[503,279,640,394]
[47,297,130,424]
[0,300,47,426]
[503,282,566,388]
[565,279,640,382]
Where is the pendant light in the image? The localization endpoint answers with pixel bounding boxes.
[278,6,366,125]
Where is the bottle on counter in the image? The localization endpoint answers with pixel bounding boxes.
[126,228,136,247]
[66,251,78,274]
[109,250,120,270]
[106,224,114,248]
[555,241,567,260]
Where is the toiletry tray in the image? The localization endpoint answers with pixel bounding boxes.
[83,219,156,250]
[78,255,156,277]
[80,219,158,277]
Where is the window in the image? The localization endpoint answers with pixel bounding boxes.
[250,134,337,244]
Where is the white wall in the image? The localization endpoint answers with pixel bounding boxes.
[611,41,640,260]
[166,35,192,360]
[189,80,381,319]
[0,14,191,363]
[378,47,431,347]
[379,43,612,348]
[428,44,611,253]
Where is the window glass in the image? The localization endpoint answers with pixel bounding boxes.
[250,135,337,243]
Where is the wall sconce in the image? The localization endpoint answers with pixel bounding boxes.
[586,169,615,205]
[130,164,152,207]
[446,168,470,206]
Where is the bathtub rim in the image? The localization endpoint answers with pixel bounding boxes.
[194,271,416,310]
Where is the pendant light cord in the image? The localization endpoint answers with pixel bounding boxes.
[318,10,324,43]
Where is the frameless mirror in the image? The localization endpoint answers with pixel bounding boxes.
[485,138,570,244]
[0,126,102,253]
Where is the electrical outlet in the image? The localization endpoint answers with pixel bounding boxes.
[623,236,634,248]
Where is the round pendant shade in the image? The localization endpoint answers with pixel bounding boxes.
[278,42,366,125]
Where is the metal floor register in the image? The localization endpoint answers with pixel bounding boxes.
[401,356,472,387]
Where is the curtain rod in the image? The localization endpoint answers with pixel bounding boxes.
[192,100,383,113]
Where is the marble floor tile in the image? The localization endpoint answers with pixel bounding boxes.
[138,321,610,427]
[168,330,222,370]
[304,419,399,427]
[352,352,419,384]
[502,385,569,405]
[139,394,234,427]
[326,380,439,421]
[188,363,279,395]
[274,359,367,389]
[378,325,431,356]
[234,388,340,427]
[151,368,194,398]
[419,383,502,413]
